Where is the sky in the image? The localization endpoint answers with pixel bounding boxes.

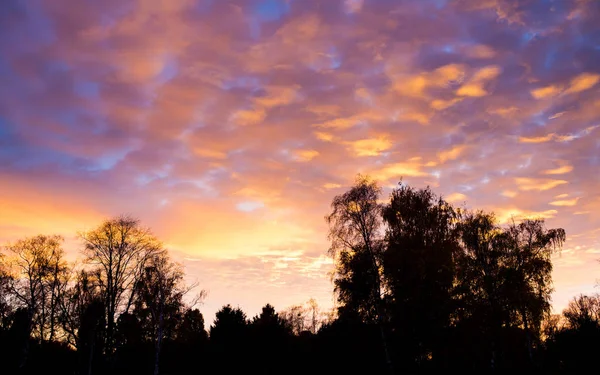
[1,0,599,324]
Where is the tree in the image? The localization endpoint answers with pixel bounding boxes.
[325,175,392,372]
[455,214,565,369]
[455,211,508,370]
[210,304,248,343]
[210,305,249,371]
[0,253,13,329]
[250,304,292,374]
[5,234,68,369]
[306,298,320,334]
[562,294,600,331]
[175,308,207,344]
[502,219,565,362]
[382,183,460,368]
[79,215,162,357]
[133,251,199,375]
[544,294,600,372]
[58,269,104,375]
[280,304,306,335]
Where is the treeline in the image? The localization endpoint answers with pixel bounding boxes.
[0,177,598,374]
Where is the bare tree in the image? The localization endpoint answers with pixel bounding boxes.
[4,234,68,368]
[0,253,13,328]
[79,215,162,356]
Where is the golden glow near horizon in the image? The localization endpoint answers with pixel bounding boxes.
[0,0,599,322]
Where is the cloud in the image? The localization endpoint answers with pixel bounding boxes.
[194,148,228,160]
[456,65,501,97]
[372,158,430,181]
[231,108,267,126]
[313,111,383,130]
[564,73,600,95]
[515,178,568,191]
[394,64,466,98]
[543,165,573,175]
[438,145,466,163]
[323,183,341,189]
[445,193,467,203]
[314,131,334,142]
[345,135,392,157]
[550,198,580,207]
[495,208,558,224]
[293,149,319,162]
[344,0,364,14]
[430,98,463,110]
[530,85,562,99]
[464,44,496,59]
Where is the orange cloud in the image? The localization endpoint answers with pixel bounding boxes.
[314,131,334,142]
[549,198,580,207]
[543,165,573,175]
[372,158,430,181]
[294,149,319,162]
[231,108,266,126]
[456,65,501,97]
[519,133,555,143]
[564,73,600,95]
[530,85,562,99]
[515,177,568,191]
[445,193,468,203]
[494,208,558,224]
[430,98,463,110]
[394,64,466,98]
[345,135,393,156]
[438,145,466,163]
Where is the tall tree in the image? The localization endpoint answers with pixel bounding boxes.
[58,269,104,375]
[133,251,199,375]
[382,184,460,367]
[325,175,392,372]
[0,253,13,329]
[79,215,162,357]
[5,234,68,368]
[456,211,525,370]
[502,219,565,362]
[251,304,291,374]
[5,234,68,341]
[210,304,249,371]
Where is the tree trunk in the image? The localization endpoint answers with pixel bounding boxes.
[154,309,164,375]
[522,309,534,364]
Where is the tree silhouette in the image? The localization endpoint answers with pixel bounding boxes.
[58,269,104,375]
[210,304,249,373]
[4,234,68,368]
[133,251,192,375]
[382,183,460,369]
[79,215,162,359]
[325,175,393,373]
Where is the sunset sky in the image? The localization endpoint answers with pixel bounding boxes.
[1,0,599,323]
